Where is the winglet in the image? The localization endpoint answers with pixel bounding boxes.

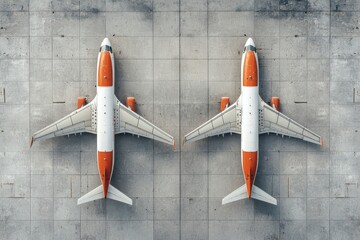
[30,137,34,148]
[172,139,176,150]
[320,137,324,148]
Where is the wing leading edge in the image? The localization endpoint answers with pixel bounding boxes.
[259,99,323,146]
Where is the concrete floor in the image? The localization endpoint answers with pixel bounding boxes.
[0,0,360,239]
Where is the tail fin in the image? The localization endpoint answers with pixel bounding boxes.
[222,184,277,205]
[77,184,133,205]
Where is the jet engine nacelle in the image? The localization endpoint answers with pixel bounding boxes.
[126,97,136,111]
[77,97,87,109]
[271,97,280,111]
[220,97,230,112]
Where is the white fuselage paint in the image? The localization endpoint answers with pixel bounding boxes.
[240,48,260,188]
[96,49,115,178]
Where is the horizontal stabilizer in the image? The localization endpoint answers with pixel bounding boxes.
[77,185,103,205]
[107,184,133,205]
[222,184,248,205]
[251,185,277,205]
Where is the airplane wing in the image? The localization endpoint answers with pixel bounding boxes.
[31,98,97,145]
[183,97,241,144]
[259,99,323,145]
[114,97,175,146]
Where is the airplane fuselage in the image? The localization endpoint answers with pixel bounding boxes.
[240,40,259,198]
[96,41,115,198]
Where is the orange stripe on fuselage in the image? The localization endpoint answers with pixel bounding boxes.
[98,51,113,87]
[98,151,113,198]
[243,51,258,87]
[242,151,258,198]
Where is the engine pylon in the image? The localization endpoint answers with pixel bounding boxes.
[271,97,280,111]
[77,97,87,109]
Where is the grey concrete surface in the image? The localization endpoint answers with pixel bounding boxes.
[0,0,359,239]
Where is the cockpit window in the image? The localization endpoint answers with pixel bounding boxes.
[99,45,112,53]
[243,45,256,53]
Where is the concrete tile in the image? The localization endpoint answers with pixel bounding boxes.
[307,220,329,240]
[308,0,330,11]
[106,221,153,240]
[209,12,254,37]
[181,80,208,104]
[331,0,360,11]
[0,174,30,198]
[280,198,306,220]
[116,59,153,82]
[111,37,153,59]
[208,151,241,175]
[254,221,279,240]
[181,0,207,11]
[1,0,28,11]
[280,220,306,240]
[154,220,180,240]
[308,12,330,36]
[54,175,80,198]
[280,175,307,198]
[30,1,51,11]
[307,175,329,197]
[0,220,30,240]
[254,0,279,11]
[154,175,180,197]
[181,220,208,240]
[81,221,106,240]
[106,12,153,37]
[307,198,329,220]
[209,37,245,59]
[31,174,53,197]
[0,37,29,59]
[209,0,254,11]
[280,59,306,82]
[308,59,330,82]
[154,197,180,220]
[279,0,307,11]
[29,12,53,36]
[0,152,29,175]
[53,37,79,59]
[307,152,329,175]
[106,0,152,12]
[254,199,280,220]
[180,37,207,59]
[307,82,329,104]
[330,220,360,240]
[254,12,279,37]
[154,60,179,81]
[209,221,254,240]
[106,197,153,220]
[111,175,153,198]
[209,174,243,198]
[330,198,360,220]
[80,0,106,12]
[154,151,180,175]
[330,37,359,59]
[280,37,307,58]
[0,198,30,220]
[53,151,81,174]
[279,12,307,37]
[181,197,208,220]
[256,36,280,59]
[180,59,207,80]
[54,221,80,240]
[80,12,106,37]
[30,37,52,59]
[180,12,207,37]
[31,221,53,240]
[154,0,179,11]
[30,59,52,82]
[181,175,208,198]
[52,12,79,37]
[209,197,254,220]
[31,198,53,220]
[308,37,330,58]
[54,198,80,220]
[182,151,208,174]
[280,152,306,174]
[154,37,179,59]
[154,12,179,37]
[0,12,29,37]
[331,12,360,37]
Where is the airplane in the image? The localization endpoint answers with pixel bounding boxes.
[31,38,175,205]
[183,38,323,206]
